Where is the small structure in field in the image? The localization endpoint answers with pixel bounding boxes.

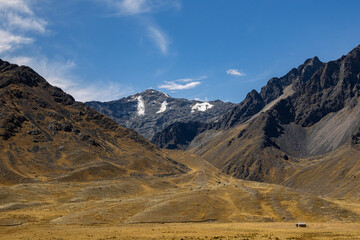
[295,223,307,227]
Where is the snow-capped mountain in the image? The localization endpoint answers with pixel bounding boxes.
[86,89,235,139]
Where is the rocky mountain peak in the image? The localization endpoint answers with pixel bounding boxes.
[212,56,324,130]
[347,44,360,56]
[0,60,44,88]
[139,89,169,97]
[0,59,18,73]
[0,60,75,105]
[303,56,322,67]
[133,89,170,104]
[86,89,235,140]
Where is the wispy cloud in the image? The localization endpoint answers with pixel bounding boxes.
[0,0,32,15]
[8,55,134,102]
[67,83,134,102]
[0,0,47,54]
[148,25,169,54]
[158,76,206,91]
[0,29,33,53]
[98,0,179,55]
[103,0,180,16]
[159,81,201,90]
[6,11,47,33]
[109,0,151,16]
[226,69,246,77]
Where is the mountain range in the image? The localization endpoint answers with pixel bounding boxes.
[86,90,235,140]
[1,45,360,232]
[184,44,360,198]
[86,45,360,198]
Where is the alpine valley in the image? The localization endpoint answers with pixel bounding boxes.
[1,45,360,240]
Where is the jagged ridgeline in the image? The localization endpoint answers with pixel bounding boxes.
[86,90,235,140]
[150,45,360,199]
[0,59,188,184]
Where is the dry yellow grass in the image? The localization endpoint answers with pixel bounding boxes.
[1,222,360,239]
[1,151,360,239]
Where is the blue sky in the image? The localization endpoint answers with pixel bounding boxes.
[1,0,360,102]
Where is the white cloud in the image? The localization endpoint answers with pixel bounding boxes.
[6,12,47,33]
[0,0,47,54]
[159,81,201,90]
[226,69,246,77]
[158,76,206,91]
[0,29,33,53]
[148,25,169,54]
[8,55,134,102]
[0,0,32,15]
[175,76,207,83]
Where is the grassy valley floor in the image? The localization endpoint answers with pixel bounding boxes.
[1,151,360,239]
[1,222,360,240]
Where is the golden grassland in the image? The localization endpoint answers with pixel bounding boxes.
[1,222,360,240]
[1,151,360,239]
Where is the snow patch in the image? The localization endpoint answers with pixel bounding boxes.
[156,101,168,114]
[191,102,214,113]
[136,96,145,116]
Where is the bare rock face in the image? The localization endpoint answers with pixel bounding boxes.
[293,46,360,126]
[214,56,324,130]
[212,89,265,129]
[151,121,207,150]
[86,90,235,140]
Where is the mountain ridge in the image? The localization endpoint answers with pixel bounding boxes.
[86,89,235,140]
[0,59,188,184]
[151,55,325,149]
[185,44,360,196]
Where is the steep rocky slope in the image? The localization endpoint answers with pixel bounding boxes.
[0,59,188,184]
[213,56,323,129]
[151,121,207,150]
[187,45,360,199]
[152,56,324,149]
[86,90,235,140]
